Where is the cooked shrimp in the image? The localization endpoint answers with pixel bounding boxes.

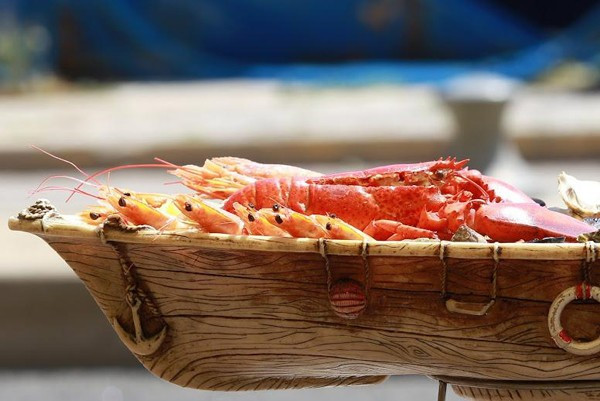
[313,215,374,241]
[78,205,113,225]
[173,194,244,234]
[258,205,328,238]
[99,187,180,230]
[232,202,291,237]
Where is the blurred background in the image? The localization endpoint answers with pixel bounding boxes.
[2,1,600,400]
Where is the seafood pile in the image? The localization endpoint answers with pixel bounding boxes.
[34,156,598,243]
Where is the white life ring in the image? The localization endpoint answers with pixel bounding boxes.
[548,282,600,356]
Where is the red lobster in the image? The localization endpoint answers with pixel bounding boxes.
[175,158,594,242]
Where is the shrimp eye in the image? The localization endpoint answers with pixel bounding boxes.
[248,213,255,222]
[118,197,127,207]
[329,213,337,219]
[123,192,131,197]
[272,204,280,211]
[325,222,332,230]
[275,214,283,224]
[184,202,193,212]
[89,212,100,220]
[248,202,255,209]
[434,170,446,180]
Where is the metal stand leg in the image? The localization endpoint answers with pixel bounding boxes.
[437,380,447,401]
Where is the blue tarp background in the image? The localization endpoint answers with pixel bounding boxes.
[9,0,600,84]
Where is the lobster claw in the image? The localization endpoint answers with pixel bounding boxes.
[472,203,596,242]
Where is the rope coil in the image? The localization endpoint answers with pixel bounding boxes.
[440,242,499,315]
[361,241,371,299]
[439,241,448,299]
[583,241,598,285]
[318,238,332,292]
[491,243,500,301]
[109,242,161,318]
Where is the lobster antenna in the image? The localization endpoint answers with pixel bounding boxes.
[469,199,487,206]
[456,172,491,200]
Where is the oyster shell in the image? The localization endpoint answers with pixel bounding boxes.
[558,172,600,217]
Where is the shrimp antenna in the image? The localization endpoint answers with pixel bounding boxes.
[107,178,114,199]
[30,146,102,185]
[154,157,179,167]
[157,217,177,234]
[34,185,106,200]
[30,146,104,194]
[29,175,100,197]
[66,163,175,202]
[155,157,214,176]
[266,194,286,207]
[67,157,208,202]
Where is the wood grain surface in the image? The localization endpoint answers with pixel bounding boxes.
[453,384,600,401]
[8,216,600,396]
[441,377,600,401]
[39,236,600,391]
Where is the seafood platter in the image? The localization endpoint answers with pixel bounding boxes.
[8,155,600,400]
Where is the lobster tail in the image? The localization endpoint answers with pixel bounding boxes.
[170,157,321,199]
[307,157,469,186]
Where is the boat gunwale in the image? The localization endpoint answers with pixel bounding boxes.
[8,215,597,261]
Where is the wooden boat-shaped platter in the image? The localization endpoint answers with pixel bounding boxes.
[8,200,600,401]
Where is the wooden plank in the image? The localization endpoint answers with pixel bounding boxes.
[44,238,600,390]
[9,216,599,260]
[124,245,595,303]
